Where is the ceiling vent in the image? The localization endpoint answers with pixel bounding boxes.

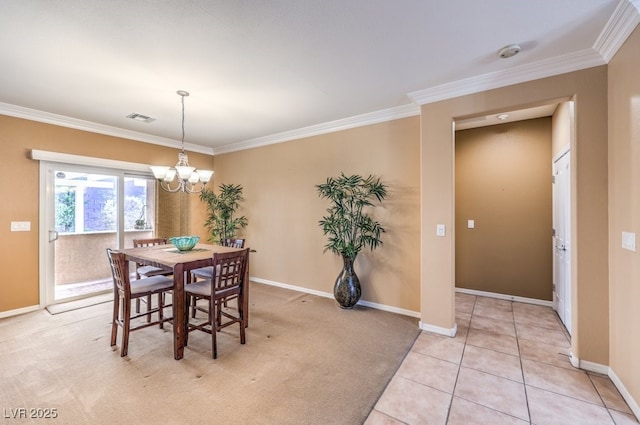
[126,113,156,123]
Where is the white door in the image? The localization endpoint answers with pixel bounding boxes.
[552,150,571,334]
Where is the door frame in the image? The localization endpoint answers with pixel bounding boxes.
[34,150,152,308]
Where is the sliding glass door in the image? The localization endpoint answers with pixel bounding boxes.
[40,162,158,305]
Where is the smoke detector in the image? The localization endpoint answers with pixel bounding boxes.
[498,44,521,59]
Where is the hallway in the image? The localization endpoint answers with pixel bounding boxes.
[366,293,638,425]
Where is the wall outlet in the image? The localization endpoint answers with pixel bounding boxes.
[622,232,636,252]
[11,221,31,232]
[436,224,446,237]
[468,219,475,229]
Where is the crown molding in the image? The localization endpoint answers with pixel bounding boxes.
[409,0,639,106]
[594,0,640,62]
[214,103,420,155]
[2,1,638,155]
[408,48,606,106]
[0,102,214,155]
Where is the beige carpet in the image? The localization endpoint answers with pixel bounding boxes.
[46,293,113,315]
[0,282,419,425]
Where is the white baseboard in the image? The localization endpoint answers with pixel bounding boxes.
[419,321,458,337]
[0,304,40,319]
[455,287,553,307]
[569,350,581,368]
[569,352,639,421]
[609,368,640,421]
[570,353,610,375]
[250,277,420,318]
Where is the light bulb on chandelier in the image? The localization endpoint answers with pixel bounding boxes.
[150,90,214,193]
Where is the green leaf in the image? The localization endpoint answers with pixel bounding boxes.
[316,173,387,259]
[200,183,248,243]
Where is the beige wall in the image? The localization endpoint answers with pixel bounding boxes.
[420,66,609,365]
[0,112,420,314]
[455,118,552,300]
[0,115,213,312]
[212,117,422,312]
[608,25,640,412]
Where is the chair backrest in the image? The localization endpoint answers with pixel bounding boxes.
[106,248,131,297]
[222,238,245,248]
[133,237,168,248]
[211,248,249,295]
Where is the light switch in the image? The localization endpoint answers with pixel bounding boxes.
[11,221,31,232]
[622,232,636,252]
[436,224,446,237]
[468,219,475,229]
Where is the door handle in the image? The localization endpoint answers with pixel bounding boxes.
[49,230,59,242]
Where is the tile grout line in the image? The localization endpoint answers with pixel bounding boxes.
[444,295,476,425]
[513,301,534,424]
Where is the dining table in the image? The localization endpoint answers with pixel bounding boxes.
[121,242,248,360]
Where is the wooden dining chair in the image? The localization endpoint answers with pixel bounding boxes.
[191,238,245,280]
[132,238,173,318]
[190,238,245,318]
[185,248,250,359]
[107,248,174,357]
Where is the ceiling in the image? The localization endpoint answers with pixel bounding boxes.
[0,1,638,154]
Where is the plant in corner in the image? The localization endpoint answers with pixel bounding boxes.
[316,173,388,308]
[200,183,248,244]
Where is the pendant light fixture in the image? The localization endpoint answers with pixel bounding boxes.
[150,90,213,193]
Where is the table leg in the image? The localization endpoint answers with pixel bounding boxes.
[173,264,185,360]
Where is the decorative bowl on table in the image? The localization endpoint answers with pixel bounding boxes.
[169,236,200,251]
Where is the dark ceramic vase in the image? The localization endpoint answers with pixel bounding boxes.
[334,255,361,308]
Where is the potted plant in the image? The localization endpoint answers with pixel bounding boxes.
[316,173,388,308]
[134,205,146,229]
[200,183,248,244]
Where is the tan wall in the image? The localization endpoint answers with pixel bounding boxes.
[0,115,213,312]
[608,25,640,412]
[455,118,552,300]
[212,117,421,312]
[421,66,609,365]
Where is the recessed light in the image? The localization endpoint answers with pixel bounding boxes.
[497,113,510,121]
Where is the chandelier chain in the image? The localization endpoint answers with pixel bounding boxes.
[180,93,186,153]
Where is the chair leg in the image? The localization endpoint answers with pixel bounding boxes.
[146,294,152,322]
[211,297,218,359]
[111,295,120,347]
[121,299,131,357]
[239,295,246,345]
[135,298,141,314]
[191,295,198,318]
[184,294,190,346]
[216,299,222,329]
[158,293,164,329]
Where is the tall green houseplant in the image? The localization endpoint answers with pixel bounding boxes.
[200,183,248,244]
[316,173,387,308]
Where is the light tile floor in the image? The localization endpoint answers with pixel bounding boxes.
[365,293,639,425]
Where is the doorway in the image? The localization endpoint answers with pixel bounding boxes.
[39,161,158,306]
[454,117,553,300]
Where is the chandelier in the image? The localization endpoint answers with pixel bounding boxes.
[150,90,214,193]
